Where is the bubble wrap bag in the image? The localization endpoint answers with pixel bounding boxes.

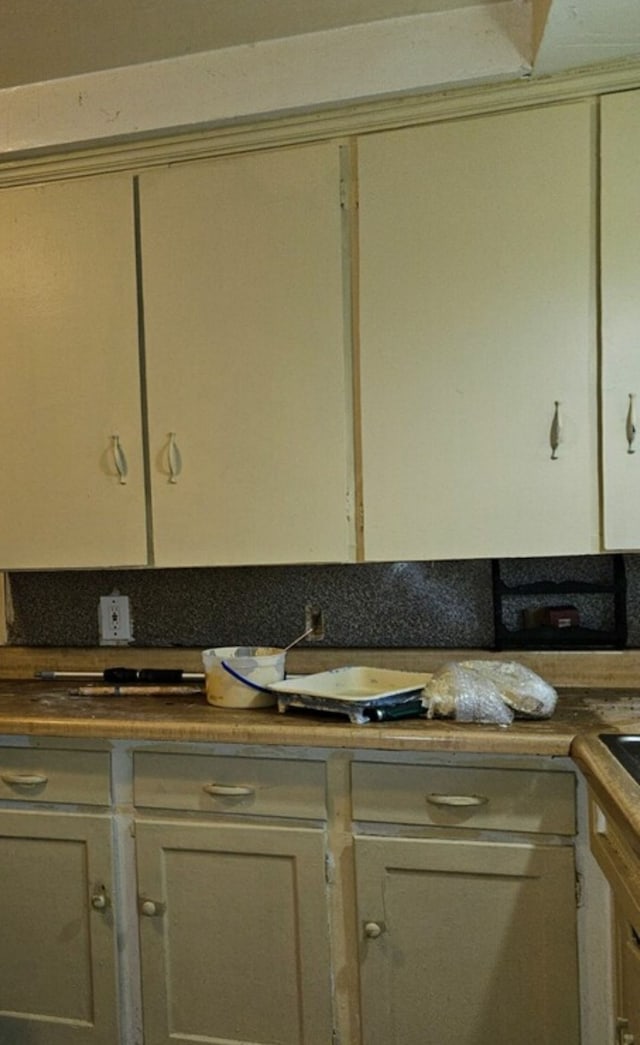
[422,660,557,725]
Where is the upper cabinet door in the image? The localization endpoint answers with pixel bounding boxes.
[358,102,599,561]
[601,90,640,550]
[138,142,354,567]
[0,174,147,568]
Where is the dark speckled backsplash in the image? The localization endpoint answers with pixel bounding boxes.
[6,554,640,649]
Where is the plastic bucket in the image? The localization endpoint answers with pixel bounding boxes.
[201,646,285,709]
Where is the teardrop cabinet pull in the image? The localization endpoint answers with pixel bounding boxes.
[550,401,561,460]
[168,432,182,484]
[626,394,636,454]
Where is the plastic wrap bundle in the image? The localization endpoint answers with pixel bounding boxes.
[422,660,558,726]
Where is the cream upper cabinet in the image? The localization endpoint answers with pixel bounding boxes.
[601,90,640,551]
[0,174,147,568]
[138,142,353,566]
[357,101,599,561]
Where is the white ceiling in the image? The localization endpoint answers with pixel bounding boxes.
[0,0,492,89]
[1,0,639,91]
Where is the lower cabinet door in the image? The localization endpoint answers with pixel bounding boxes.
[615,903,640,1043]
[0,810,118,1044]
[355,834,580,1045]
[135,819,333,1045]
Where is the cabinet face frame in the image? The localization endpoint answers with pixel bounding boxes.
[0,809,119,1045]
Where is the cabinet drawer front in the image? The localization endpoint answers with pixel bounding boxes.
[134,752,326,818]
[0,748,110,805]
[352,762,575,835]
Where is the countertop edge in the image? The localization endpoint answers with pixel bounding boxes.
[2,682,640,757]
[571,732,640,848]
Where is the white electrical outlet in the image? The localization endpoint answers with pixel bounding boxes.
[99,593,133,646]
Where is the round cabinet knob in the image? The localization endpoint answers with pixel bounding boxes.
[364,921,384,939]
[91,893,108,911]
[140,899,159,917]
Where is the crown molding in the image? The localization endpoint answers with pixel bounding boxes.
[1,56,639,186]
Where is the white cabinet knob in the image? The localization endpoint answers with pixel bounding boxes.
[617,1017,636,1045]
[140,899,159,917]
[364,921,384,938]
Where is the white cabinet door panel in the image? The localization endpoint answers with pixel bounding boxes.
[601,89,640,550]
[136,818,333,1045]
[355,834,580,1045]
[0,810,118,1044]
[0,174,147,567]
[139,142,353,566]
[358,102,598,560]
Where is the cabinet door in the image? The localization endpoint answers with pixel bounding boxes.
[615,903,640,1043]
[355,834,580,1045]
[138,142,353,566]
[0,810,118,1044]
[135,818,333,1045]
[0,174,147,568]
[601,90,640,550]
[358,101,598,560]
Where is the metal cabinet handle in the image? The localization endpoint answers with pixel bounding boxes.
[203,783,256,798]
[627,394,637,454]
[364,921,385,938]
[1,772,48,787]
[111,434,128,484]
[426,793,489,807]
[168,432,182,484]
[550,401,561,460]
[139,898,165,917]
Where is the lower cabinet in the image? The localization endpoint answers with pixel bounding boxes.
[586,789,640,1045]
[0,747,118,1045]
[132,750,334,1045]
[614,903,640,1045]
[134,819,333,1045]
[1,740,593,1045]
[351,759,581,1045]
[355,835,579,1045]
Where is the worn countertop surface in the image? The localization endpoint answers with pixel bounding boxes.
[0,680,638,756]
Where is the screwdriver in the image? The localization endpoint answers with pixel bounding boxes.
[36,667,204,683]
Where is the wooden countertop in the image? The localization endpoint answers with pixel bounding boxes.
[0,680,638,755]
